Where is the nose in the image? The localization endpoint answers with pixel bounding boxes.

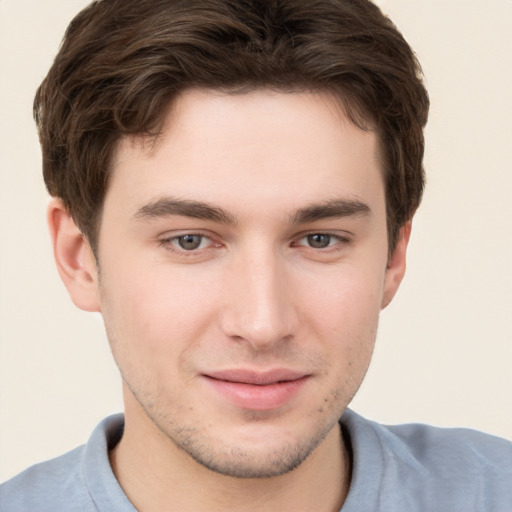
[219,245,298,351]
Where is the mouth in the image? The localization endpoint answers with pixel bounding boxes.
[201,369,311,411]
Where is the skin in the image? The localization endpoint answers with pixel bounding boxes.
[49,89,410,511]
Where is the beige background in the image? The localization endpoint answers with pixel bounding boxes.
[1,0,511,482]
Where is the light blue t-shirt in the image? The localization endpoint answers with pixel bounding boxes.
[1,410,511,511]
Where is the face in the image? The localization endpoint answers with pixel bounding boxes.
[89,90,405,478]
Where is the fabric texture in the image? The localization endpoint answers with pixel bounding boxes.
[1,410,511,511]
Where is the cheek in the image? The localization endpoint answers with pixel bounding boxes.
[303,265,384,333]
[300,267,382,378]
[99,264,217,367]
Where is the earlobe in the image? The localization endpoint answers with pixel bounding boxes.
[47,199,100,312]
[381,221,412,309]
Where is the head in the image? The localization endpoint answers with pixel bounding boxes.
[36,0,428,256]
[39,0,428,481]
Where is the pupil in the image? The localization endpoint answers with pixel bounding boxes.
[179,235,201,250]
[308,234,330,248]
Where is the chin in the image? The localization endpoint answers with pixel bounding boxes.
[173,418,337,479]
[184,440,313,479]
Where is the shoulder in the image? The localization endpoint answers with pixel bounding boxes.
[348,409,512,466]
[341,409,512,511]
[0,414,129,512]
[0,446,93,512]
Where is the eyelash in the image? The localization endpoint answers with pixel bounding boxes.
[158,232,351,256]
[158,233,218,255]
[293,233,350,252]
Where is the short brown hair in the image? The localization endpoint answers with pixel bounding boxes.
[35,0,429,252]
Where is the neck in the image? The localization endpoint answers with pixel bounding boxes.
[110,399,351,512]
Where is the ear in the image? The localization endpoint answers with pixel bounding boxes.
[47,199,100,312]
[381,221,412,309]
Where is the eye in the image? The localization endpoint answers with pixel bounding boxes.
[305,233,335,249]
[295,233,345,249]
[175,234,205,251]
[160,233,213,252]
[292,232,351,256]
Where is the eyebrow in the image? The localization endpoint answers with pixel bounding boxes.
[134,197,238,225]
[291,198,371,224]
[133,196,370,225]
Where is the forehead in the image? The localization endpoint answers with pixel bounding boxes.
[108,89,383,219]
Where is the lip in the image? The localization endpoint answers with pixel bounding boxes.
[201,369,310,411]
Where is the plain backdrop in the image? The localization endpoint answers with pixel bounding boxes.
[1,0,511,482]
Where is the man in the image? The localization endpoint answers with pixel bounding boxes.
[1,0,510,510]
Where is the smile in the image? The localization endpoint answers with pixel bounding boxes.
[201,370,311,411]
